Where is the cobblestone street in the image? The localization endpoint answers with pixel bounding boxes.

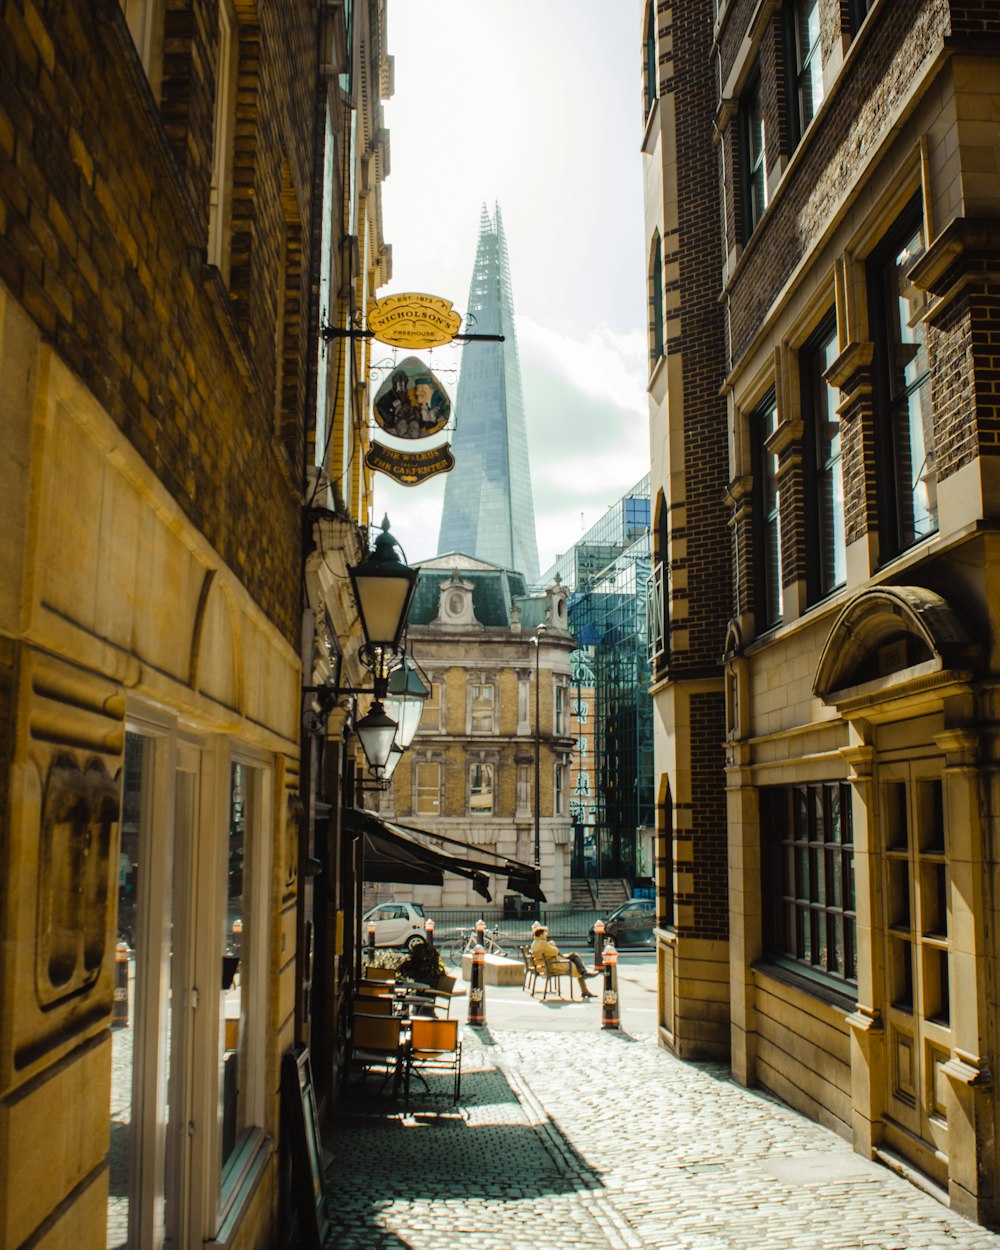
[323,960,1000,1250]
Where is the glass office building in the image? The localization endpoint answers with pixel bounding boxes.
[550,477,655,881]
[437,205,540,584]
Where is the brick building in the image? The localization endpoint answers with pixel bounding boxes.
[0,1,391,1246]
[374,556,577,909]
[644,0,1000,1223]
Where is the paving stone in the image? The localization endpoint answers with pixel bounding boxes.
[314,1023,1000,1250]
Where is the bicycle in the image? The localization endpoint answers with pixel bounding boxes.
[444,923,508,967]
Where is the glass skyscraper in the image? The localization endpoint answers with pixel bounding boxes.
[437,204,540,584]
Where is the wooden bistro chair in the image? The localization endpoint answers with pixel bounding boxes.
[404,1016,462,1112]
[350,1012,407,1095]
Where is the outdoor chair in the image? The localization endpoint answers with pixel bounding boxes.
[349,1012,407,1094]
[520,946,539,995]
[352,990,395,1016]
[404,1016,462,1112]
[365,965,397,982]
[540,954,578,1001]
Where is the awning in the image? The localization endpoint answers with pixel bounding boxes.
[343,808,546,903]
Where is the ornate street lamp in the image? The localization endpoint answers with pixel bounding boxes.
[381,652,430,750]
[353,700,399,775]
[347,515,419,694]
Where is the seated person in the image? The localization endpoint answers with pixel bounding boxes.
[529,926,601,1000]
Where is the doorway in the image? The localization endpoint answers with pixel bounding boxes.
[879,757,951,1186]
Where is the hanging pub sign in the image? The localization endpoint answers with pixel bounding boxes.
[373,356,451,439]
[366,441,455,486]
[366,292,463,349]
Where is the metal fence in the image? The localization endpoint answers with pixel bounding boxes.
[425,906,602,945]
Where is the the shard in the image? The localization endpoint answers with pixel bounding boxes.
[437,204,540,584]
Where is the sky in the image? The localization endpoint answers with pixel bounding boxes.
[371,0,649,577]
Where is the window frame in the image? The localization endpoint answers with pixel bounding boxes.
[785,0,823,148]
[468,762,495,817]
[867,195,936,562]
[649,232,665,369]
[207,0,239,282]
[760,782,857,993]
[751,389,783,632]
[643,1,657,119]
[414,760,441,816]
[739,62,767,238]
[467,679,497,735]
[802,311,845,603]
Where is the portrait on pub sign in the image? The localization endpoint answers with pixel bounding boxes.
[373,356,451,440]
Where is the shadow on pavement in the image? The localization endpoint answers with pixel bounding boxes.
[320,1062,606,1247]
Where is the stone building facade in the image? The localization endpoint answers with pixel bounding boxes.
[644,0,1000,1223]
[375,556,577,909]
[0,1,391,1246]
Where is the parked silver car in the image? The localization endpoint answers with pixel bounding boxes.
[362,900,427,950]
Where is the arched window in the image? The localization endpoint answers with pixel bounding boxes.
[648,231,664,369]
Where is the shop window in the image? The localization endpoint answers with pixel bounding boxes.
[469,763,494,816]
[415,761,441,816]
[221,755,256,1175]
[868,198,936,558]
[468,680,496,734]
[761,783,857,988]
[751,390,783,631]
[803,313,845,600]
[740,64,767,236]
[786,0,823,147]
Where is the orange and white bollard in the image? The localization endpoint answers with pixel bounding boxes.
[366,920,376,955]
[593,919,606,971]
[600,940,620,1030]
[424,917,435,946]
[475,918,486,945]
[468,944,486,1026]
[113,940,130,1028]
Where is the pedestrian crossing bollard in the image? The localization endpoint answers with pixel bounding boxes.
[600,941,620,1030]
[475,918,486,945]
[366,921,376,955]
[424,917,435,946]
[593,919,606,971]
[468,944,486,1026]
[113,940,129,1028]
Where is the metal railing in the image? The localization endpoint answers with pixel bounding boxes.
[425,906,602,945]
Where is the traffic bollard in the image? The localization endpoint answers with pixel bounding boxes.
[424,917,435,946]
[593,919,606,971]
[475,918,486,944]
[468,944,486,1026]
[113,940,129,1028]
[366,921,376,955]
[600,940,620,1030]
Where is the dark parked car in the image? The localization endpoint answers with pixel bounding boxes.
[589,898,657,949]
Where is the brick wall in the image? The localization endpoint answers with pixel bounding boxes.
[723,0,950,368]
[662,0,732,673]
[0,0,319,644]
